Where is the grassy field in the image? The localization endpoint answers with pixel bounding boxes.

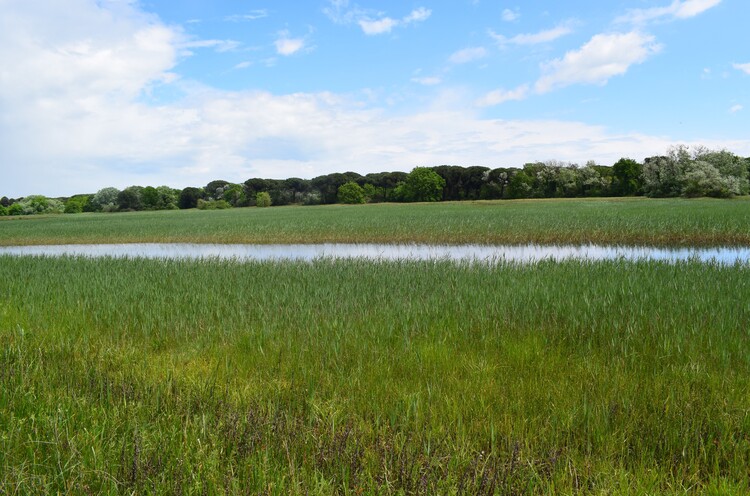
[1,197,749,493]
[1,255,749,494]
[2,196,750,246]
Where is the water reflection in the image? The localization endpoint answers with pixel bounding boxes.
[1,243,749,265]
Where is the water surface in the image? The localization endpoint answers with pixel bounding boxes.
[1,243,749,264]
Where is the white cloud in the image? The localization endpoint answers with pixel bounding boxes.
[449,47,487,64]
[411,76,442,86]
[359,17,399,35]
[323,0,357,24]
[491,22,574,46]
[501,8,520,22]
[733,63,750,75]
[729,105,743,114]
[404,7,432,24]
[274,31,305,56]
[616,0,721,24]
[326,2,431,35]
[224,10,269,22]
[2,0,749,198]
[535,32,662,93]
[182,39,240,53]
[476,85,529,106]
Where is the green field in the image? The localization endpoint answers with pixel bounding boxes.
[1,198,750,494]
[2,197,750,246]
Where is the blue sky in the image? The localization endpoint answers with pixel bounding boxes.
[1,0,748,197]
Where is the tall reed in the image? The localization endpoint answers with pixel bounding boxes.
[1,255,748,493]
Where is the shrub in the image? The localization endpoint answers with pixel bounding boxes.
[256,192,272,208]
[91,187,120,212]
[401,167,445,202]
[337,182,365,204]
[64,195,90,214]
[197,199,231,210]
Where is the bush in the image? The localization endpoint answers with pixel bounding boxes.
[256,192,272,208]
[197,199,231,210]
[64,195,90,214]
[91,187,120,212]
[17,195,64,215]
[401,167,445,202]
[337,182,365,204]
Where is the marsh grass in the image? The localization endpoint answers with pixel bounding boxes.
[1,255,749,493]
[1,197,750,247]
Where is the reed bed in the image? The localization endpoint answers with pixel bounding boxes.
[1,255,748,494]
[1,197,750,247]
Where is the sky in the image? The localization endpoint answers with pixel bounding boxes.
[1,0,749,198]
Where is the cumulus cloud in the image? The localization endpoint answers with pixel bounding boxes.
[491,21,575,46]
[729,104,743,114]
[1,0,748,198]
[733,62,750,75]
[274,31,305,56]
[535,32,662,93]
[616,0,722,24]
[448,47,487,64]
[476,85,529,106]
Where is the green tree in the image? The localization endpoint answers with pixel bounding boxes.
[0,204,7,216]
[64,195,90,214]
[117,186,144,211]
[222,184,246,207]
[205,180,230,200]
[612,158,643,196]
[682,161,732,197]
[91,187,121,212]
[256,191,272,208]
[401,167,446,202]
[337,182,366,204]
[157,186,179,210]
[17,195,64,215]
[8,203,23,215]
[696,149,749,196]
[179,187,204,209]
[362,183,378,203]
[283,177,310,204]
[508,170,534,199]
[642,150,687,198]
[141,186,162,210]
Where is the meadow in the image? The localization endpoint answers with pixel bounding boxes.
[1,196,750,246]
[1,197,749,494]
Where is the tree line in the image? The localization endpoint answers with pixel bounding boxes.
[2,145,749,216]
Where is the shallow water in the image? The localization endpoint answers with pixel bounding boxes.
[1,243,749,264]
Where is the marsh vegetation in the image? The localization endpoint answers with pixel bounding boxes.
[1,198,749,494]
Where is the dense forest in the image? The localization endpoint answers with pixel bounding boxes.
[2,145,749,216]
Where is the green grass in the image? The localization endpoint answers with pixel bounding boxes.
[1,256,749,494]
[2,196,750,246]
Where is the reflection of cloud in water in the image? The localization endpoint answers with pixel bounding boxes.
[1,244,749,265]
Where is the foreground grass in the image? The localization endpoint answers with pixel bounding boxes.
[2,197,750,246]
[1,256,749,494]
